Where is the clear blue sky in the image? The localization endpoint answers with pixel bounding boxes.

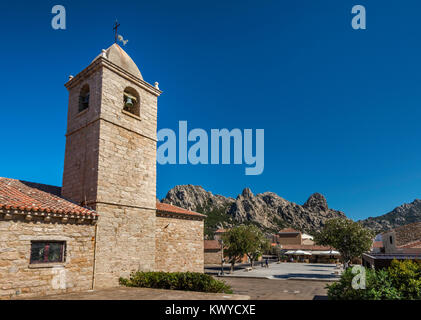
[0,0,420,221]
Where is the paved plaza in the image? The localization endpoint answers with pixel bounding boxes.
[222,277,328,300]
[17,263,336,300]
[209,262,341,281]
[18,287,249,300]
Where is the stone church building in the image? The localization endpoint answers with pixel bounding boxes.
[0,44,205,299]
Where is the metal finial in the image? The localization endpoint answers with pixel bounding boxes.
[113,20,120,43]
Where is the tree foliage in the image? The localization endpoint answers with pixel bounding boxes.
[314,218,374,267]
[222,225,270,271]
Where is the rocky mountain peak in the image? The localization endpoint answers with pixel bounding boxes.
[361,198,421,232]
[303,193,329,212]
[162,185,346,234]
[240,188,254,199]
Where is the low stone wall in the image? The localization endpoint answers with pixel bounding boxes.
[0,215,95,300]
[155,214,204,273]
[204,250,221,265]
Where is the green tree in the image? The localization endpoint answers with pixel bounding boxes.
[243,225,271,268]
[222,225,270,272]
[314,218,374,268]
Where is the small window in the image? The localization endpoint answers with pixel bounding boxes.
[389,236,393,245]
[30,241,66,264]
[78,84,90,113]
[123,87,140,117]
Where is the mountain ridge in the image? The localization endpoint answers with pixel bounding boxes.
[161,185,346,236]
[161,185,421,235]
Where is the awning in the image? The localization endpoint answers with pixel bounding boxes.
[312,250,340,256]
[284,250,312,256]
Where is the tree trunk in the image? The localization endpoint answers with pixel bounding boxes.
[230,262,235,273]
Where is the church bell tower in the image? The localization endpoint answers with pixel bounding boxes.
[62,43,161,287]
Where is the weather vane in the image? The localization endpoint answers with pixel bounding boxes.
[113,20,129,46]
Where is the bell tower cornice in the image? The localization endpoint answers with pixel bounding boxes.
[65,56,162,97]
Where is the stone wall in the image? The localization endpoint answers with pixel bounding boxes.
[155,215,204,273]
[62,68,102,205]
[93,204,156,288]
[0,216,95,300]
[277,234,302,245]
[204,250,221,265]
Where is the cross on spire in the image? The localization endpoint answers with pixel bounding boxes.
[113,20,120,43]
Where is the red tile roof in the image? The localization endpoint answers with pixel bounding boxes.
[204,240,221,250]
[372,241,384,248]
[279,228,300,234]
[399,239,421,249]
[0,177,97,217]
[156,201,206,219]
[215,228,229,233]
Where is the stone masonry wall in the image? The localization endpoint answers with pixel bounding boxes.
[93,204,156,288]
[156,216,204,273]
[92,65,158,287]
[0,216,95,300]
[62,68,102,205]
[204,250,222,265]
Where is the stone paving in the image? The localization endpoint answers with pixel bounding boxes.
[218,262,340,281]
[20,287,249,300]
[220,277,328,300]
[17,263,336,300]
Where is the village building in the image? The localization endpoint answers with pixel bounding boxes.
[204,240,222,265]
[362,222,421,269]
[274,228,340,263]
[0,43,205,299]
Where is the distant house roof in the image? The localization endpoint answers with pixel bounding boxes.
[399,239,421,249]
[280,244,334,251]
[372,241,384,248]
[382,222,421,247]
[0,177,97,218]
[215,228,229,233]
[204,240,221,250]
[156,201,206,219]
[279,228,300,234]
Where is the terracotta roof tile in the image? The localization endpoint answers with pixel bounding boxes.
[156,201,206,219]
[372,241,384,248]
[0,177,97,217]
[279,228,300,233]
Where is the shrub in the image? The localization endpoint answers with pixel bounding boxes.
[327,260,421,300]
[327,267,401,300]
[119,271,233,294]
[388,260,421,300]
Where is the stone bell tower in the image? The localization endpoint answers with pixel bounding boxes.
[62,44,161,287]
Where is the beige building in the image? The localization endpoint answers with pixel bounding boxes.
[362,222,421,269]
[0,43,205,299]
[204,240,222,265]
